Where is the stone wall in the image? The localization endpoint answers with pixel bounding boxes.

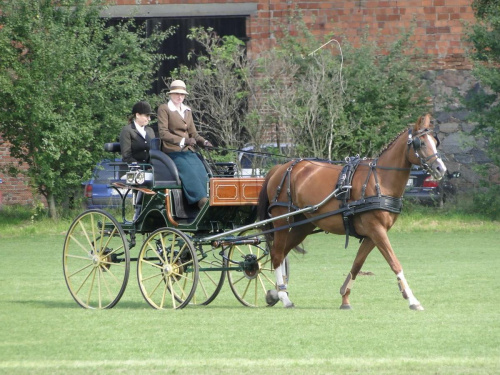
[425,69,497,191]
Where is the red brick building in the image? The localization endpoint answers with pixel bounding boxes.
[0,1,476,207]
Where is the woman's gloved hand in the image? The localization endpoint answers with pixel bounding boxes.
[185,138,196,146]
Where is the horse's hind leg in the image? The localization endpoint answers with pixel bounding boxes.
[274,258,294,308]
[269,225,312,308]
[340,238,376,310]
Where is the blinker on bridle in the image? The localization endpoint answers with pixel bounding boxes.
[407,127,441,171]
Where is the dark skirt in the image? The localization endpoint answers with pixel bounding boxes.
[168,151,208,205]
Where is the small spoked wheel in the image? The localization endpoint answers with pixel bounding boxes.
[63,209,130,309]
[226,231,289,307]
[137,227,199,309]
[190,243,225,306]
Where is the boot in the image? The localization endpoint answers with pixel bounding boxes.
[197,197,208,209]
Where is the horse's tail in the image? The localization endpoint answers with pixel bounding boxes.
[257,164,281,247]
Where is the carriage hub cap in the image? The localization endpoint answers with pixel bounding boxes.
[243,254,261,279]
[163,264,179,277]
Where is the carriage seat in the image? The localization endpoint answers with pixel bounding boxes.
[149,138,181,186]
[103,139,181,187]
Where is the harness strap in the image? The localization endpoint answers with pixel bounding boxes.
[269,158,303,217]
[242,195,403,246]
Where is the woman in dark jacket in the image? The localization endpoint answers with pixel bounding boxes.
[119,101,156,221]
[120,101,155,164]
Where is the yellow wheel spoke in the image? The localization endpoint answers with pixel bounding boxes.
[69,233,94,257]
[140,258,163,270]
[77,220,95,254]
[99,266,115,302]
[66,254,92,261]
[73,266,96,294]
[67,262,93,279]
[260,270,276,285]
[99,227,117,256]
[86,267,98,306]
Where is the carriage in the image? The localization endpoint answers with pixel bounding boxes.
[62,136,283,309]
[63,114,447,311]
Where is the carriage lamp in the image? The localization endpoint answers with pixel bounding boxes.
[126,170,145,185]
[126,164,146,185]
[134,170,146,185]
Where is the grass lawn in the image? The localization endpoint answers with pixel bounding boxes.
[0,216,499,374]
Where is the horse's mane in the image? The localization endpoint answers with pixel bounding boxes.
[376,127,408,157]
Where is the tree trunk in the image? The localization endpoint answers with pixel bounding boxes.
[47,193,58,219]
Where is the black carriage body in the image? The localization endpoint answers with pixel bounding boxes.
[106,138,263,238]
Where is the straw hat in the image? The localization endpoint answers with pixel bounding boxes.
[168,80,189,95]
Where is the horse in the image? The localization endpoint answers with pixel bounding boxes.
[257,114,447,310]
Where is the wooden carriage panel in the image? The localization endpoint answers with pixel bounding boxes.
[209,177,265,206]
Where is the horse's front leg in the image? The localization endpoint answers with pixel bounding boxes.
[396,270,423,310]
[372,231,424,311]
[340,238,375,310]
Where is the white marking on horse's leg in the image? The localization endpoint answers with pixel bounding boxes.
[340,272,354,296]
[397,271,422,309]
[275,263,294,308]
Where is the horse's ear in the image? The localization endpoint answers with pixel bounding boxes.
[415,114,431,131]
[422,114,431,128]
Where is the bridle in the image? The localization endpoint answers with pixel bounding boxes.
[407,127,442,173]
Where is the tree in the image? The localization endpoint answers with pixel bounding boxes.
[170,27,256,150]
[256,14,429,160]
[0,0,173,218]
[465,0,500,166]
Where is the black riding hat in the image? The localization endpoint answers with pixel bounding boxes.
[132,101,155,115]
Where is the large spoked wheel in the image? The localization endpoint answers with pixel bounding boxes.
[226,232,289,307]
[137,227,199,309]
[190,243,225,306]
[63,209,130,309]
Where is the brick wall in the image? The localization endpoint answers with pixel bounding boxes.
[111,1,474,69]
[0,137,42,207]
[247,0,474,69]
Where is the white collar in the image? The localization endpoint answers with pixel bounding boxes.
[168,100,191,114]
[133,121,147,138]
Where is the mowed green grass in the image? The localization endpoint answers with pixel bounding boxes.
[0,223,499,374]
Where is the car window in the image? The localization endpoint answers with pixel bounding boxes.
[240,154,254,169]
[93,163,122,184]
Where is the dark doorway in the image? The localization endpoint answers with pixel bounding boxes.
[108,17,247,95]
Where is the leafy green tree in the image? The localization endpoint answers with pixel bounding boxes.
[170,27,255,150]
[257,14,429,160]
[465,0,500,166]
[464,0,500,219]
[0,0,173,217]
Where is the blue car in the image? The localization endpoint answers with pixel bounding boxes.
[82,160,131,209]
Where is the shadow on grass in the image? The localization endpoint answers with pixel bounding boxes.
[9,299,148,309]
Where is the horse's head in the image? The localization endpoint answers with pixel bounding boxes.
[408,114,447,180]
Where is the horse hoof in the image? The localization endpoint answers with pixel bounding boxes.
[410,304,424,311]
[339,304,352,310]
[266,290,279,304]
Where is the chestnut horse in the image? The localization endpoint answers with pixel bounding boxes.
[257,114,447,310]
